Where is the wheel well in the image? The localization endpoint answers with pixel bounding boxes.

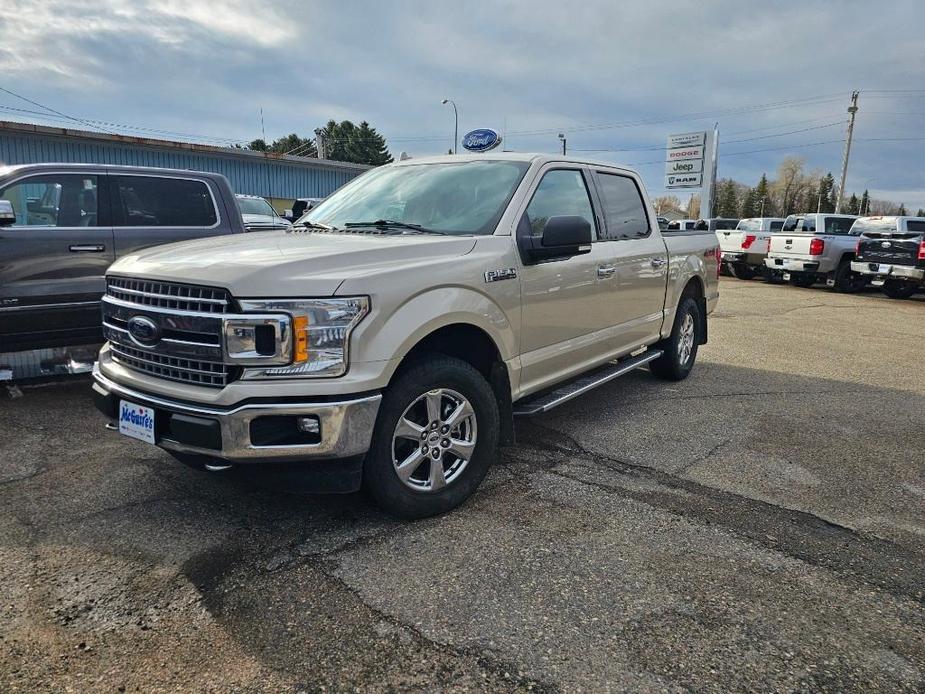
[397,324,514,445]
[681,276,708,345]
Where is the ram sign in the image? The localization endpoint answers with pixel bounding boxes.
[664,131,709,190]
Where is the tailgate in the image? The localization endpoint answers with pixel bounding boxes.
[717,230,746,253]
[857,232,922,267]
[768,232,815,258]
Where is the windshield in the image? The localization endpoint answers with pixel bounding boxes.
[302,160,530,235]
[736,219,761,231]
[237,197,277,216]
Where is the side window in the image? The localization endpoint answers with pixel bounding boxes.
[112,176,217,227]
[0,174,98,227]
[524,169,596,238]
[595,173,649,240]
[825,217,854,235]
[770,221,784,231]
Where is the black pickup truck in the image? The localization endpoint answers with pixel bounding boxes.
[0,164,246,352]
[850,216,925,299]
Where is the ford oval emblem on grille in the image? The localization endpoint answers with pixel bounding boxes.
[127,315,161,347]
[881,241,892,248]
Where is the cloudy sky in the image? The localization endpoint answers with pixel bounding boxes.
[2,0,923,208]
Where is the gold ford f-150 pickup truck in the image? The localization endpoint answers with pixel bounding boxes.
[92,153,720,517]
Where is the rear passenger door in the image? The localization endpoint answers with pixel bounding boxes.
[110,175,225,256]
[591,169,668,347]
[0,171,113,351]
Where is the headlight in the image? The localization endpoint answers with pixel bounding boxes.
[235,297,369,378]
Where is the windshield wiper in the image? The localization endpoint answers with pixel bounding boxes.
[344,219,447,235]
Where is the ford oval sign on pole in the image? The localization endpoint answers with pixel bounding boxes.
[462,129,502,152]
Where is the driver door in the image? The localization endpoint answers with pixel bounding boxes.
[516,165,620,395]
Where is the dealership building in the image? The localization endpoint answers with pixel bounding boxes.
[0,120,370,210]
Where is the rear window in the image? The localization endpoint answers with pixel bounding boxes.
[714,219,738,230]
[906,220,925,232]
[736,219,761,231]
[824,216,856,235]
[770,221,784,231]
[782,216,803,232]
[851,219,897,234]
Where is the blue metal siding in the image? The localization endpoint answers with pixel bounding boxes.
[0,130,363,199]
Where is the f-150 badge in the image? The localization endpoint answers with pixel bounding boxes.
[484,268,517,283]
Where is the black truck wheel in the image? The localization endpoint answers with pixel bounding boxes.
[882,280,918,300]
[728,263,757,280]
[833,260,866,293]
[364,355,499,519]
[650,295,702,381]
[789,273,816,288]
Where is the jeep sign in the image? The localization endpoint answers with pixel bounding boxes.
[665,159,703,175]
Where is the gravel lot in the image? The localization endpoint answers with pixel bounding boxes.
[1,278,924,692]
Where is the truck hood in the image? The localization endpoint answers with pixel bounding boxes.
[108,230,479,297]
[240,213,291,229]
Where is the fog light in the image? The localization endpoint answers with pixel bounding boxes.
[297,416,320,435]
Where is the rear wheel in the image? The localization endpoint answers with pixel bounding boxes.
[364,355,499,519]
[728,263,757,280]
[882,280,918,300]
[833,260,866,293]
[650,295,701,381]
[789,273,816,288]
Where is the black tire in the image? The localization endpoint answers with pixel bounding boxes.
[789,273,816,288]
[833,260,866,293]
[650,294,701,381]
[719,263,732,277]
[762,267,786,284]
[882,280,918,300]
[363,355,499,519]
[728,263,757,280]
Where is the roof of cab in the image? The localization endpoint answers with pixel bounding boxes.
[390,152,638,171]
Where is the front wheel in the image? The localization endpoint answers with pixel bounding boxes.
[882,280,918,300]
[789,273,816,288]
[729,263,757,280]
[650,295,701,381]
[364,355,499,519]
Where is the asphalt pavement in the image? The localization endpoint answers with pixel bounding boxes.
[1,278,923,692]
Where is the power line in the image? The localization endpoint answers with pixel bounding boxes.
[0,85,108,134]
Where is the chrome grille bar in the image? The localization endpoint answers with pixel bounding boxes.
[107,277,231,314]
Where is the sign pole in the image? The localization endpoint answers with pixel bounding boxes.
[700,123,719,219]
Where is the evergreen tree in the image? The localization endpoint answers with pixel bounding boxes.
[248,134,317,157]
[354,121,393,165]
[816,173,836,213]
[320,120,392,165]
[846,193,860,215]
[716,179,738,217]
[898,203,907,215]
[917,208,925,217]
[740,186,758,218]
[753,173,771,216]
[860,189,870,216]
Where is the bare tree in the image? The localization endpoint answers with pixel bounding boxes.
[651,195,682,214]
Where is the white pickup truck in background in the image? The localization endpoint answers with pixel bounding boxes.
[717,217,785,280]
[765,213,861,290]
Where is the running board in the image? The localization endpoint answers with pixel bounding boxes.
[512,350,663,416]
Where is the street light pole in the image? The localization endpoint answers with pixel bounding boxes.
[441,99,458,154]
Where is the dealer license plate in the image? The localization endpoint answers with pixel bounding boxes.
[118,400,155,444]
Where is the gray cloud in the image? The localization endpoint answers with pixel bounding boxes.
[1,0,923,208]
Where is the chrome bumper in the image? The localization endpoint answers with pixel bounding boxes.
[851,261,924,281]
[764,257,821,273]
[92,365,381,463]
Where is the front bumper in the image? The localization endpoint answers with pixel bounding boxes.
[92,364,381,463]
[765,257,821,273]
[851,261,924,281]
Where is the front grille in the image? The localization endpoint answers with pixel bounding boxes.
[107,277,231,314]
[109,341,230,387]
[104,276,232,388]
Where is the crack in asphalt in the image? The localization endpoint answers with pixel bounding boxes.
[516,419,925,602]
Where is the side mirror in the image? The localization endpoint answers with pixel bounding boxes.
[518,214,592,264]
[0,200,15,227]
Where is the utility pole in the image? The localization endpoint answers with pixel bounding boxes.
[558,133,567,155]
[759,196,765,217]
[835,91,859,213]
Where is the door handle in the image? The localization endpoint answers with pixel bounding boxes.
[597,265,616,278]
[650,257,667,268]
[69,244,105,253]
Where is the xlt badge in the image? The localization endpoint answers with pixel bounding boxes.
[484,268,517,283]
